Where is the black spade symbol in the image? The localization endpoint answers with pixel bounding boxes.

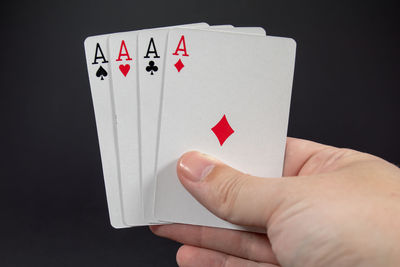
[96,66,108,80]
[146,61,158,75]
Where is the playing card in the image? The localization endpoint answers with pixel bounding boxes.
[108,23,209,226]
[154,29,296,230]
[108,31,145,226]
[209,26,266,35]
[207,25,234,29]
[138,27,266,223]
[84,35,127,228]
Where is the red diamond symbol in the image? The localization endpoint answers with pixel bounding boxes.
[211,115,234,146]
[174,59,184,72]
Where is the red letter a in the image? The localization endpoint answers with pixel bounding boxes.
[116,40,133,61]
[172,35,189,56]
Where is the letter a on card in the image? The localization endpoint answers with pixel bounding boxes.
[172,35,189,72]
[116,40,132,77]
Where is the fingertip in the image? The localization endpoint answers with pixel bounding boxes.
[176,245,185,266]
[149,225,161,234]
[149,224,172,235]
[150,224,185,237]
[176,245,195,266]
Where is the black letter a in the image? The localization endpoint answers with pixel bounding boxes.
[144,38,160,58]
[92,43,108,64]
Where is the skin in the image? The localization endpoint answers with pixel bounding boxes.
[150,137,400,267]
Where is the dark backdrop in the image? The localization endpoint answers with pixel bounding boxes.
[1,0,399,266]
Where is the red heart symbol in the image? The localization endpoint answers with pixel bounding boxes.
[119,64,130,77]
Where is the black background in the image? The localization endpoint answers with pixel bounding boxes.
[1,0,399,266]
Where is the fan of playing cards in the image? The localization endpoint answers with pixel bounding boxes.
[84,23,296,231]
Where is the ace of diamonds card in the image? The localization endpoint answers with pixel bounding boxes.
[154,29,296,230]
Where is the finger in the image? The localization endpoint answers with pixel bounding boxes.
[150,224,278,264]
[283,137,330,176]
[177,151,304,228]
[176,245,280,267]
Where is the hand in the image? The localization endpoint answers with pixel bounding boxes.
[150,137,400,267]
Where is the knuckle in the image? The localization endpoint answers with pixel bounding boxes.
[238,234,257,260]
[322,148,362,169]
[197,225,207,247]
[206,165,248,221]
[301,147,363,174]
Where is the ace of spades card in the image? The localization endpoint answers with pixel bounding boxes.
[84,35,126,228]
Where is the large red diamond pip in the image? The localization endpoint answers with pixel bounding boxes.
[211,115,235,146]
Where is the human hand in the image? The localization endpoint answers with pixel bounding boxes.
[150,137,400,267]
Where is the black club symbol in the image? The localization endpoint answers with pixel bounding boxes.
[146,61,158,75]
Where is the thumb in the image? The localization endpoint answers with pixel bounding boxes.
[177,151,300,228]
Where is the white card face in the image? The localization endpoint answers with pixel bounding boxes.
[207,25,234,29]
[108,31,146,226]
[208,27,266,35]
[154,29,296,230]
[230,27,266,35]
[84,35,126,228]
[108,24,210,226]
[138,27,266,223]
